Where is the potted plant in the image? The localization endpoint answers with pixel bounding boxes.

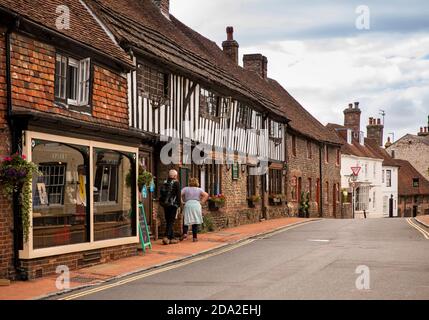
[208,194,226,211]
[0,153,40,241]
[299,191,310,218]
[247,195,261,208]
[126,165,154,191]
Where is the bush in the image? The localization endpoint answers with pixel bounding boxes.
[201,215,215,233]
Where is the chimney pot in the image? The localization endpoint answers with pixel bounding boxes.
[222,26,239,65]
[226,26,234,41]
[354,102,360,109]
[377,118,381,125]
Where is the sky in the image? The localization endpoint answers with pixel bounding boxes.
[170,0,429,143]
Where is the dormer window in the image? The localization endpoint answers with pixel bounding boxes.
[55,53,91,110]
[413,178,420,188]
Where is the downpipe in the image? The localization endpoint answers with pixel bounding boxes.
[5,17,27,280]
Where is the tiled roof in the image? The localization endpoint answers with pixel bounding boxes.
[0,0,132,66]
[85,0,341,144]
[395,159,429,196]
[364,138,400,167]
[326,123,380,159]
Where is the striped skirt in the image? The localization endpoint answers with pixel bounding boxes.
[184,200,203,226]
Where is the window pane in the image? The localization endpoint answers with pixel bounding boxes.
[68,65,78,101]
[94,148,136,241]
[32,140,89,249]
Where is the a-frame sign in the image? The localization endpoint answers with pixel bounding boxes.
[138,204,152,253]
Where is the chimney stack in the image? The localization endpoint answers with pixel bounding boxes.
[243,54,268,79]
[367,117,384,147]
[153,0,170,18]
[343,102,362,141]
[385,136,393,148]
[418,116,429,137]
[222,27,239,65]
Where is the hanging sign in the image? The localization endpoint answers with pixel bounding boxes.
[138,204,152,253]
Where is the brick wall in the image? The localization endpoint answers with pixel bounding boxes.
[19,244,138,280]
[10,32,129,129]
[286,133,341,218]
[398,195,429,217]
[0,27,14,280]
[387,136,429,181]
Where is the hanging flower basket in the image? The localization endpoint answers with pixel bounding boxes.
[247,195,261,208]
[0,153,40,241]
[208,194,226,211]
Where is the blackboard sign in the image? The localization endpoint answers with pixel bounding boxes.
[138,204,152,252]
[232,163,240,180]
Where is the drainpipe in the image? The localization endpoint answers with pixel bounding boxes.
[6,17,26,280]
[319,144,323,218]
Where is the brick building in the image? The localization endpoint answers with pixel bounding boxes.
[395,159,429,217]
[0,0,143,280]
[386,120,429,181]
[327,104,400,218]
[1,0,344,281]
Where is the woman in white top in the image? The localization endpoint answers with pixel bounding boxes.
[181,178,209,242]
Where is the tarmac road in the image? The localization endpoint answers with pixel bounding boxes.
[56,218,429,300]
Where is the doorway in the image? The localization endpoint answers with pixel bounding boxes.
[413,206,418,218]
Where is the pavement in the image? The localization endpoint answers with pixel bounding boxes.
[416,215,429,228]
[0,217,311,300]
[55,218,429,300]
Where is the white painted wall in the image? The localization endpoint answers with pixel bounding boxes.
[381,166,399,217]
[341,154,384,217]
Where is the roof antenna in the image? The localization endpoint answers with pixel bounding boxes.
[379,110,386,125]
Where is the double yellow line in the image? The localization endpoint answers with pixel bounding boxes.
[407,218,429,240]
[58,239,255,300]
[58,220,317,300]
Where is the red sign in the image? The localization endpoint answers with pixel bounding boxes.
[351,166,361,176]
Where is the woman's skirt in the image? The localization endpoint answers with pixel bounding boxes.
[184,200,203,226]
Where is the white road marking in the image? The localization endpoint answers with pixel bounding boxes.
[308,239,330,243]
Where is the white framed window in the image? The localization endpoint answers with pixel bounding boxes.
[386,170,392,187]
[55,53,91,108]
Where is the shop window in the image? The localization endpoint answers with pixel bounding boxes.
[247,167,257,198]
[55,53,91,108]
[93,149,136,242]
[32,140,90,249]
[269,169,282,195]
[202,164,222,196]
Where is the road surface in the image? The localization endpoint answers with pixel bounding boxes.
[55,218,429,300]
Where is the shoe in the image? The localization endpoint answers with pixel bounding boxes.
[170,239,180,245]
[162,238,169,245]
[193,238,198,242]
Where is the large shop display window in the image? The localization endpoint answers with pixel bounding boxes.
[32,140,90,249]
[93,148,135,241]
[30,137,137,252]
